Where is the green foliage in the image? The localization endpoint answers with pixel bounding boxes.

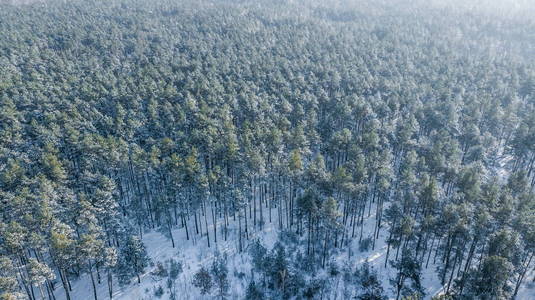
[168,259,182,280]
[288,150,303,173]
[245,280,265,300]
[211,255,229,299]
[390,249,424,300]
[0,0,534,298]
[193,267,212,295]
[151,262,168,278]
[355,262,387,300]
[463,255,514,299]
[154,285,164,298]
[116,235,149,285]
[0,257,21,299]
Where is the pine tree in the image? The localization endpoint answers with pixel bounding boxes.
[79,233,105,300]
[463,256,513,299]
[249,240,268,275]
[391,249,424,300]
[211,255,229,300]
[245,280,265,300]
[27,258,55,300]
[0,257,25,300]
[268,243,290,294]
[116,235,149,285]
[355,261,386,300]
[193,267,212,295]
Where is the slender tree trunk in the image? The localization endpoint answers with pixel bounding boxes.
[211,199,217,244]
[58,268,71,300]
[259,182,264,228]
[307,213,312,255]
[513,252,534,298]
[88,263,98,300]
[426,237,436,269]
[395,273,404,300]
[46,279,57,300]
[385,228,394,268]
[458,237,477,294]
[182,213,189,241]
[322,230,329,268]
[203,198,210,248]
[194,209,199,235]
[107,270,113,299]
[238,210,243,252]
[442,234,455,284]
[446,250,460,293]
[253,178,257,228]
[167,215,175,248]
[244,204,248,240]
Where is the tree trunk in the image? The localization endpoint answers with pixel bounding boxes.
[322,230,329,268]
[385,228,394,268]
[167,215,175,248]
[88,263,98,300]
[107,270,113,299]
[513,252,534,298]
[238,210,243,252]
[59,268,71,300]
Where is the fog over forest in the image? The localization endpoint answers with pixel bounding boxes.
[1,0,535,300]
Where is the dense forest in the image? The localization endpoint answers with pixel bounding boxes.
[1,0,535,299]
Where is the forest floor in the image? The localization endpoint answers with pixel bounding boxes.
[52,203,535,300]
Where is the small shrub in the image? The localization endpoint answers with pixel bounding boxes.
[359,237,373,252]
[328,261,340,277]
[151,262,168,278]
[234,269,246,279]
[168,259,182,280]
[154,285,164,298]
[193,267,212,295]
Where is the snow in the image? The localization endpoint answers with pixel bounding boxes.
[517,268,535,300]
[52,210,280,300]
[50,201,533,300]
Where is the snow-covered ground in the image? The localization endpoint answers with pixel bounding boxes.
[517,268,535,300]
[53,213,280,300]
[52,203,535,300]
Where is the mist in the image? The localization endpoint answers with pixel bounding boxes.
[1,1,534,300]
